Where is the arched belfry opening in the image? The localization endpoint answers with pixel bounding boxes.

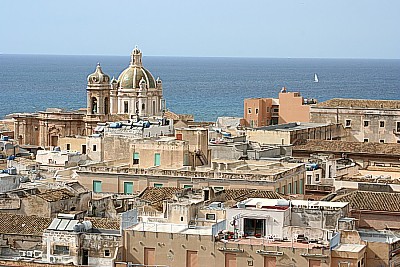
[91,97,98,114]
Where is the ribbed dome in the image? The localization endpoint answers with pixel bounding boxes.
[118,66,156,89]
[117,46,156,89]
[87,63,110,84]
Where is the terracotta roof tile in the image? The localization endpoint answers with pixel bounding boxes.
[294,139,400,156]
[332,191,400,212]
[85,217,120,230]
[221,189,284,202]
[315,98,400,109]
[139,187,181,204]
[0,213,52,235]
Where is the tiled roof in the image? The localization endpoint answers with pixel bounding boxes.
[36,188,76,202]
[139,187,181,204]
[0,213,52,235]
[331,191,400,212]
[315,98,400,109]
[293,139,400,156]
[220,189,284,202]
[85,217,120,230]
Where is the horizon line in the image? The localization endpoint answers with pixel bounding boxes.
[1,52,399,61]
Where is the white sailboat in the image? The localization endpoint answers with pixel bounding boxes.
[314,73,319,83]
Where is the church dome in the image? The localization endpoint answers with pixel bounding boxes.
[117,46,156,89]
[87,63,110,84]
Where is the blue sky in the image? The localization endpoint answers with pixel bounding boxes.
[1,0,399,58]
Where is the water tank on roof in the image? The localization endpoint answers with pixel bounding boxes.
[82,221,92,231]
[236,202,246,209]
[7,167,17,175]
[276,199,289,206]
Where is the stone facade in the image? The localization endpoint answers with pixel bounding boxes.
[311,98,400,143]
[0,182,91,218]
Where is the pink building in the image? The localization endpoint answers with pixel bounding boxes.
[243,88,316,127]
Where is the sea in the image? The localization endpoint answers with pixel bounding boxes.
[0,54,399,122]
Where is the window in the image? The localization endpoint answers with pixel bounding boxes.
[92,144,97,152]
[281,185,286,194]
[299,179,304,194]
[82,144,87,154]
[397,122,400,132]
[124,182,133,194]
[53,245,69,255]
[288,183,291,194]
[267,107,270,112]
[213,186,224,191]
[180,216,184,222]
[255,108,259,114]
[66,144,71,150]
[154,183,163,188]
[124,101,129,113]
[380,121,385,127]
[93,180,102,193]
[307,175,312,184]
[345,120,351,127]
[364,121,369,127]
[316,174,320,182]
[273,108,279,113]
[104,249,111,257]
[206,213,216,220]
[364,138,369,142]
[248,108,252,114]
[133,152,139,164]
[183,185,193,189]
[154,153,161,166]
[380,139,385,143]
[294,181,297,194]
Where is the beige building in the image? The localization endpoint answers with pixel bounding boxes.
[77,159,306,196]
[0,182,91,218]
[43,216,121,266]
[131,137,191,169]
[311,98,400,143]
[243,88,316,127]
[246,122,345,145]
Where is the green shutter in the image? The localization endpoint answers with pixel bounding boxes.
[124,182,133,194]
[294,181,298,194]
[183,185,193,189]
[154,153,161,166]
[93,181,102,193]
[133,153,139,159]
[154,183,163,188]
[288,183,291,194]
[299,179,304,194]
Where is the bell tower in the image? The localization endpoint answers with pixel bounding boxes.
[85,63,111,134]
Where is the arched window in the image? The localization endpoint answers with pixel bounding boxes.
[91,97,98,114]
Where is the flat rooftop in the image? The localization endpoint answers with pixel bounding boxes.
[128,222,212,236]
[219,238,327,249]
[315,98,400,109]
[256,122,331,132]
[236,198,348,210]
[333,243,365,253]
